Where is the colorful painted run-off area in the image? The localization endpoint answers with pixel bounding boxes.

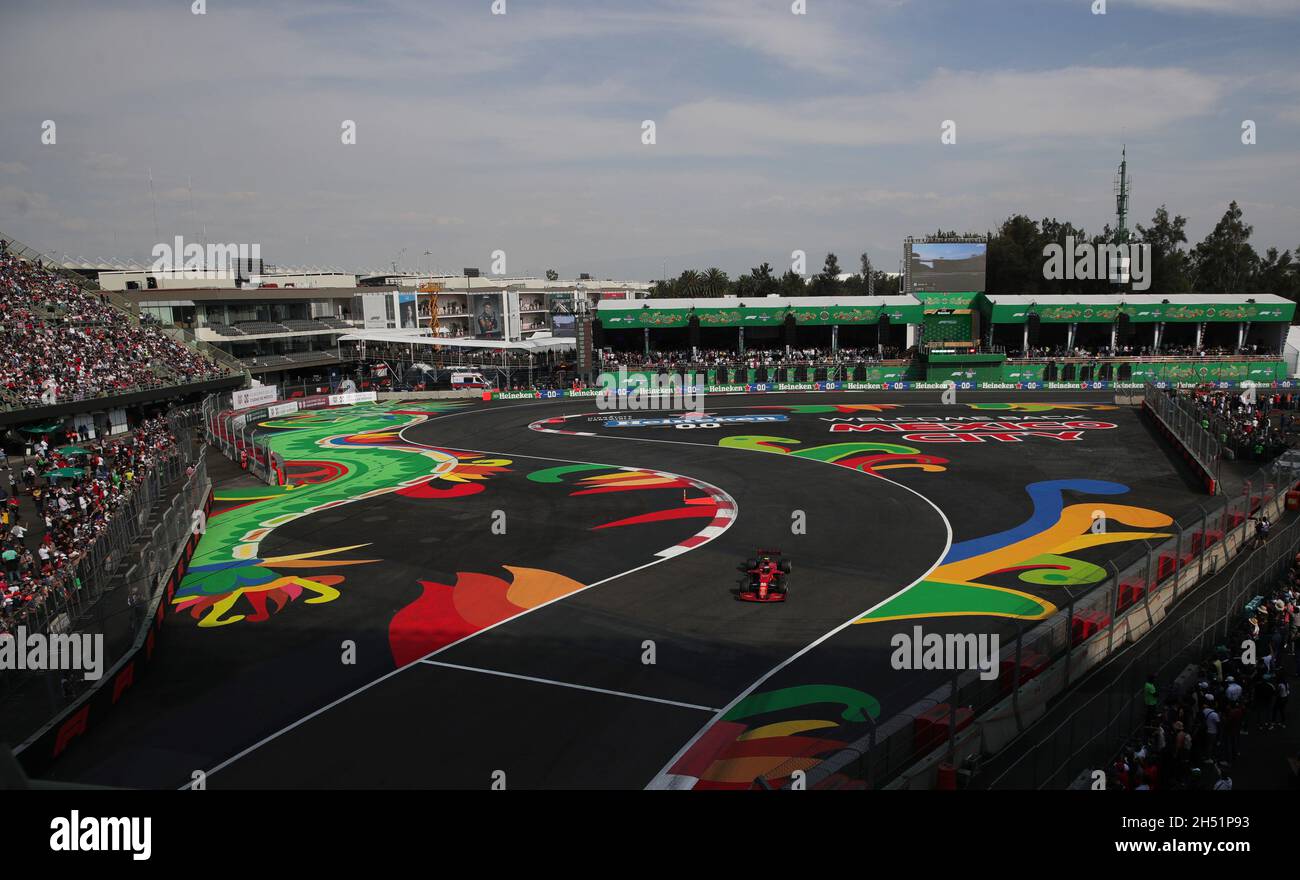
[182,399,735,660]
[46,393,1205,790]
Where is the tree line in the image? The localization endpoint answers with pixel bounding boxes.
[642,201,1299,302]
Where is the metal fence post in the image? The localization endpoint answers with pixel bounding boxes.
[1012,623,1024,731]
[1064,596,1075,687]
[948,672,959,760]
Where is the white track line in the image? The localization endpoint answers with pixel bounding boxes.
[419,660,719,712]
[185,401,736,787]
[517,405,955,790]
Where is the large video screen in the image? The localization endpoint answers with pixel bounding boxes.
[907,241,987,293]
[551,313,576,338]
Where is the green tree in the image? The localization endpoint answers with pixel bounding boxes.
[1253,247,1296,300]
[852,252,874,296]
[1039,218,1091,295]
[812,253,843,295]
[1135,206,1191,294]
[751,262,779,298]
[545,268,559,281]
[732,272,759,300]
[648,278,677,298]
[986,215,1043,295]
[676,269,703,298]
[1191,201,1258,293]
[701,267,730,297]
[871,270,901,296]
[779,269,806,297]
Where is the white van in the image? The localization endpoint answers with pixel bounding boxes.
[450,371,492,390]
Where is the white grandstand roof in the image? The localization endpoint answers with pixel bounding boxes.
[337,330,575,352]
[598,294,922,311]
[982,293,1294,306]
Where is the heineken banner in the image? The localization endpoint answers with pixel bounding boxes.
[489,377,1300,400]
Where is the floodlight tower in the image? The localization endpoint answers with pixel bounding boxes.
[1110,146,1135,293]
[1114,146,1131,245]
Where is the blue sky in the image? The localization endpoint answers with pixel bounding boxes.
[1,0,1298,280]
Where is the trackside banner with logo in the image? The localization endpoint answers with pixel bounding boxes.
[231,385,278,409]
[489,379,1300,400]
[328,391,378,406]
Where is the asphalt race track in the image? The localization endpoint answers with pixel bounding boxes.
[42,391,1207,789]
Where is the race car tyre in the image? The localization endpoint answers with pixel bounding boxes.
[744,558,757,571]
[778,559,792,574]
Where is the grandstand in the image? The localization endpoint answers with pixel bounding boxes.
[0,235,233,757]
[0,236,244,426]
[587,293,1294,389]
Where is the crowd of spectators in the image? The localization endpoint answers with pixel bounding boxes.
[599,346,903,369]
[0,240,229,409]
[0,416,184,636]
[1109,554,1300,791]
[1181,386,1298,461]
[1009,343,1273,360]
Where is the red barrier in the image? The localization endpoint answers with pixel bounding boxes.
[999,649,1048,694]
[1071,609,1111,646]
[1116,580,1147,612]
[913,704,974,753]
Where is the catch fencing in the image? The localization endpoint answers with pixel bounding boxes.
[0,412,211,746]
[799,386,1287,790]
[1144,383,1221,484]
[202,392,288,487]
[987,500,1300,789]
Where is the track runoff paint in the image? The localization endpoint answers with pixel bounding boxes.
[817,414,1118,444]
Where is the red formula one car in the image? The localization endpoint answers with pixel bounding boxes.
[737,550,792,602]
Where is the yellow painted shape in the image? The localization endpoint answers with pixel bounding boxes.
[702,756,820,784]
[1053,531,1171,554]
[738,720,838,741]
[937,503,1172,584]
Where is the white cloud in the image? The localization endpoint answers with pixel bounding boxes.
[1129,0,1300,14]
[655,66,1227,155]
